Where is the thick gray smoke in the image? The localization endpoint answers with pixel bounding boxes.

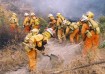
[25,0,105,19]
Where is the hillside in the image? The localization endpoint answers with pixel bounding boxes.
[0,5,12,25]
[0,1,48,48]
[0,0,34,19]
[0,0,105,74]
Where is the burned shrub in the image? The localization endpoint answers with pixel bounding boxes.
[0,25,25,49]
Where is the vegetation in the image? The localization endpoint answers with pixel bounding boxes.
[0,0,105,73]
[0,6,12,25]
[39,17,48,33]
[0,4,48,48]
[99,16,105,34]
[98,16,105,48]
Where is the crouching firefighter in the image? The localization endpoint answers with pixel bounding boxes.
[23,28,54,72]
[35,27,55,52]
[81,11,100,62]
[23,29,40,72]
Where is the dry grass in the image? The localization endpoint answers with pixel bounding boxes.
[0,24,27,74]
[0,25,105,74]
[0,44,105,74]
[69,50,105,74]
[0,44,28,74]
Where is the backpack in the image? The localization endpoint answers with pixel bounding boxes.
[70,23,78,30]
[88,19,100,34]
[35,34,47,51]
[34,34,43,47]
[89,19,98,29]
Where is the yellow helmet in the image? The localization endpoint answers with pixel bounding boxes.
[77,21,82,26]
[67,21,71,25]
[12,13,17,16]
[30,12,35,16]
[31,29,39,34]
[86,11,94,18]
[48,14,53,17]
[12,13,17,17]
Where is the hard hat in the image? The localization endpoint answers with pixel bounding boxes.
[57,13,61,15]
[31,29,39,34]
[81,15,88,22]
[86,11,94,18]
[48,14,53,17]
[56,13,61,16]
[30,12,35,16]
[67,21,71,25]
[24,13,29,16]
[46,28,54,35]
[12,13,17,16]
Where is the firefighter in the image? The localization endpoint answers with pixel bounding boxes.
[65,21,71,36]
[30,12,40,30]
[9,13,19,32]
[69,22,79,44]
[81,12,100,62]
[56,13,66,43]
[76,21,83,35]
[48,14,56,29]
[48,14,56,37]
[42,27,55,42]
[23,29,39,72]
[23,27,55,72]
[23,13,30,33]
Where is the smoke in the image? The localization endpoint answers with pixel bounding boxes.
[25,0,105,19]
